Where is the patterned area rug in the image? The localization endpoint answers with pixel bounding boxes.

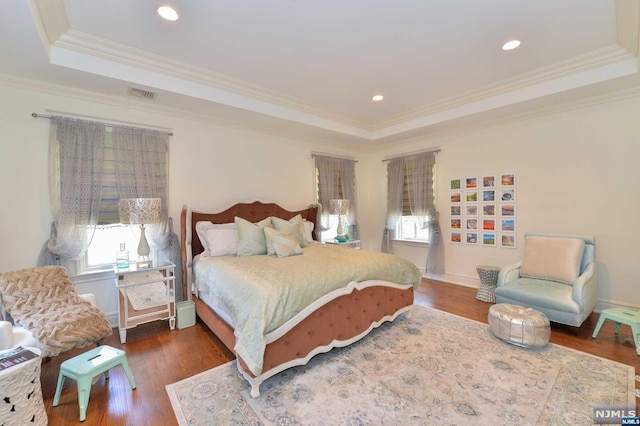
[166,306,636,425]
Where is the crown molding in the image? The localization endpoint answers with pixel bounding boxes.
[375,45,634,131]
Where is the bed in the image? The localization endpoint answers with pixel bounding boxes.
[180,201,421,397]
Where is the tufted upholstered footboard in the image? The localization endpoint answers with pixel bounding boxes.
[194,282,414,397]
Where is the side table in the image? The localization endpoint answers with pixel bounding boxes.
[476,265,501,303]
[0,347,47,425]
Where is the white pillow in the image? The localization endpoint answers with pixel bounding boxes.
[520,236,585,285]
[271,214,306,247]
[302,220,315,244]
[195,221,237,257]
[264,227,303,258]
[235,216,272,256]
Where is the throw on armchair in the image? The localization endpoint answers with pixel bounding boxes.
[495,233,597,327]
[0,266,113,357]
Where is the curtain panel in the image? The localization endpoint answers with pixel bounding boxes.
[314,155,358,234]
[39,116,171,264]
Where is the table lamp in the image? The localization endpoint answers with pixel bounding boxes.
[329,199,350,243]
[119,198,161,268]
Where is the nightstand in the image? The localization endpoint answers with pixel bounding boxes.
[114,262,176,343]
[325,239,361,249]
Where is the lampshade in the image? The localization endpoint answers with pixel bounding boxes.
[119,198,162,224]
[329,199,350,215]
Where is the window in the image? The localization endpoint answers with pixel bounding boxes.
[383,151,436,250]
[46,116,169,274]
[314,155,358,242]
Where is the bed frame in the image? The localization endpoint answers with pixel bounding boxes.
[180,201,414,397]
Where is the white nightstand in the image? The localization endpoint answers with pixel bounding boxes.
[325,239,361,249]
[114,262,176,343]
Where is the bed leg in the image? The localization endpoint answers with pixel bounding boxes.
[250,384,261,398]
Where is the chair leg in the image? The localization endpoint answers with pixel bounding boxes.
[53,372,66,406]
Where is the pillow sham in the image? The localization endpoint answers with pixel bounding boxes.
[195,221,237,257]
[264,227,303,258]
[235,216,272,256]
[520,236,585,285]
[302,220,315,244]
[271,214,306,247]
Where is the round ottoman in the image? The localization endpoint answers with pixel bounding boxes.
[488,303,550,348]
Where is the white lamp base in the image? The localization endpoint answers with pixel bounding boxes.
[136,224,152,268]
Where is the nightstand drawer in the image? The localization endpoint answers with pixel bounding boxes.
[122,270,164,285]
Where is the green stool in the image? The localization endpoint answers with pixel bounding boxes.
[53,345,136,422]
[592,307,640,356]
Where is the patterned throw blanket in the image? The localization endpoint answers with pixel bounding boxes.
[0,266,113,357]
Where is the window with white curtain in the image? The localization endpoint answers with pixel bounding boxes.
[314,155,358,242]
[43,116,169,274]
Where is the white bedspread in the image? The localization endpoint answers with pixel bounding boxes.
[193,244,421,375]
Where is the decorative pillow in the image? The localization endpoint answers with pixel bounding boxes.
[195,222,237,257]
[271,214,306,247]
[264,227,303,258]
[302,220,315,244]
[520,236,586,285]
[235,217,272,256]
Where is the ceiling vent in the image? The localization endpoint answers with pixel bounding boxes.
[128,86,157,100]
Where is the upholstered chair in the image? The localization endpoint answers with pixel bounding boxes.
[495,233,596,327]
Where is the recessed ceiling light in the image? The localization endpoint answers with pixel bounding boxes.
[502,40,521,51]
[372,95,384,102]
[158,6,179,21]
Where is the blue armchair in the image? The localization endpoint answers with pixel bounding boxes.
[495,233,597,327]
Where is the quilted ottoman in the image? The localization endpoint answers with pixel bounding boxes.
[488,303,550,348]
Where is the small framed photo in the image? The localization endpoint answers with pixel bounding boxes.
[501,218,516,232]
[482,190,495,202]
[466,218,478,230]
[466,232,479,245]
[451,205,461,216]
[500,172,516,187]
[451,219,461,229]
[466,191,478,202]
[466,204,478,217]
[465,177,478,189]
[501,204,516,216]
[483,204,496,217]
[501,189,516,202]
[451,231,462,244]
[482,233,496,247]
[501,233,517,249]
[482,175,496,188]
[482,219,495,231]
[450,178,461,190]
[451,191,461,203]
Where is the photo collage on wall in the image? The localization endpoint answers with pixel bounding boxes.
[450,172,517,248]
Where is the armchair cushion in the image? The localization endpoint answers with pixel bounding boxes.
[520,236,585,285]
[494,278,580,314]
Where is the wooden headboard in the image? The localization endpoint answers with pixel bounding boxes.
[180,201,320,301]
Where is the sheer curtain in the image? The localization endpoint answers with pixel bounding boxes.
[113,126,170,250]
[405,152,443,274]
[315,155,358,234]
[381,157,405,253]
[43,117,106,261]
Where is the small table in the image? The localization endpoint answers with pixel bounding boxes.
[592,307,640,356]
[476,265,501,303]
[325,239,361,249]
[114,262,176,343]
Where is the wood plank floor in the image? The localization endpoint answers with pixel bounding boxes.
[41,278,639,425]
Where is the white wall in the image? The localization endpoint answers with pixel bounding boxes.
[1,79,639,322]
[359,94,640,310]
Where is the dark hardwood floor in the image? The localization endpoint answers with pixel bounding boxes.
[41,279,639,425]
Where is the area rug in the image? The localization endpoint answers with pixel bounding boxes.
[166,306,636,425]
